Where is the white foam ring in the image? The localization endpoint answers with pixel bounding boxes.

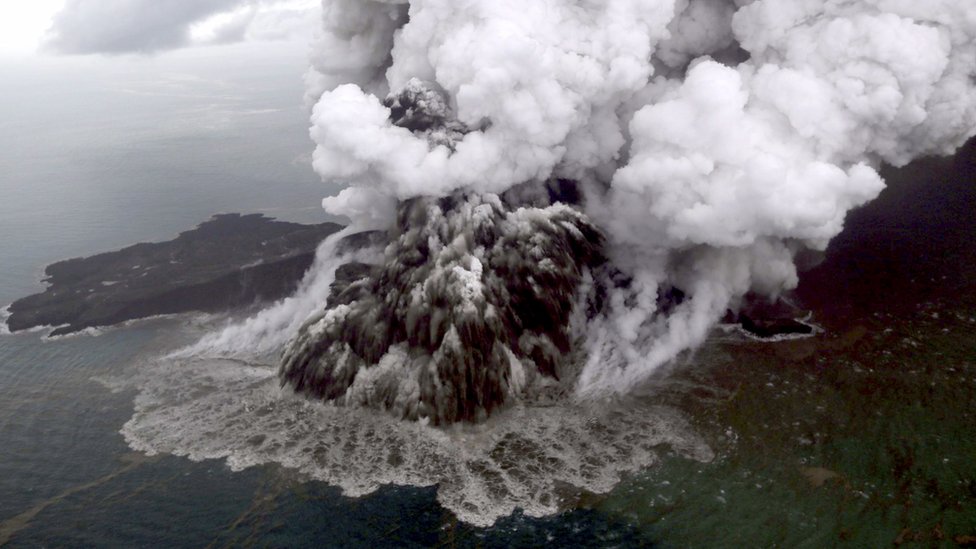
[716,313,824,344]
[121,354,713,527]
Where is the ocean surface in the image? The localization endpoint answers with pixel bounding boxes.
[2,50,975,547]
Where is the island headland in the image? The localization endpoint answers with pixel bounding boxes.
[5,214,342,336]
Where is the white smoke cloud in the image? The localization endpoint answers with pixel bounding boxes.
[303,0,408,103]
[582,0,976,392]
[308,0,677,216]
[215,0,976,397]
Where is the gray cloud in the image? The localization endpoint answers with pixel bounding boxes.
[45,0,242,54]
[44,0,313,54]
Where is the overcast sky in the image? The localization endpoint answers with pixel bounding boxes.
[0,0,318,56]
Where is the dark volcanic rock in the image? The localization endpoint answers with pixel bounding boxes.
[383,79,468,150]
[739,314,813,339]
[279,183,605,424]
[335,230,388,255]
[6,214,341,336]
[724,293,815,339]
[732,296,814,339]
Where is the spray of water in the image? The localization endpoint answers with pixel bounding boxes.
[180,227,380,360]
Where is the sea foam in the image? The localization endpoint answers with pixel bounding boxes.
[121,352,712,527]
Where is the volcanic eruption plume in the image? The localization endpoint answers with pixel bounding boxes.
[197,0,976,423]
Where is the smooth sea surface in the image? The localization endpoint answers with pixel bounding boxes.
[2,49,975,547]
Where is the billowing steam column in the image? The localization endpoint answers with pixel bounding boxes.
[276,0,976,421]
